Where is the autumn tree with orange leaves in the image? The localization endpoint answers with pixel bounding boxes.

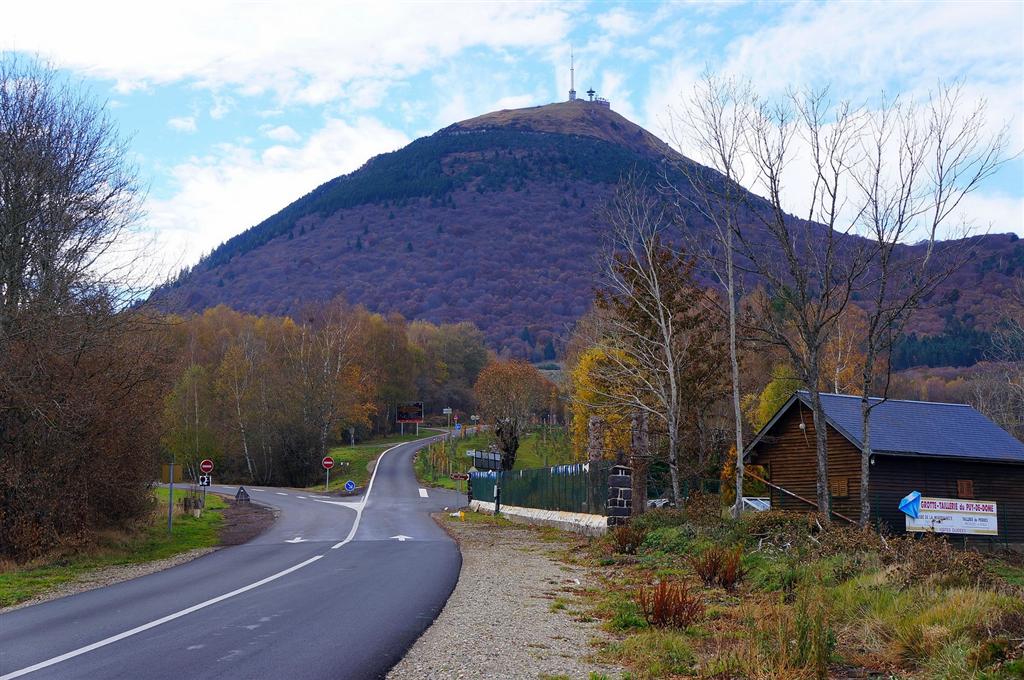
[474,360,553,470]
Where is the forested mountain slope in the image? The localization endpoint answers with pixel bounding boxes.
[151,101,1023,364]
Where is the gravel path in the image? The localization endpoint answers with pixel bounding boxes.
[388,517,623,680]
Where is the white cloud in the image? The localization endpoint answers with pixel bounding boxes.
[644,0,1024,236]
[596,8,642,37]
[209,94,233,120]
[146,117,409,267]
[260,124,301,143]
[4,2,571,106]
[957,191,1024,238]
[167,115,197,133]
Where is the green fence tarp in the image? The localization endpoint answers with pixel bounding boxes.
[470,461,612,515]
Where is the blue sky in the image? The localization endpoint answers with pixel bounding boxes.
[4,1,1023,274]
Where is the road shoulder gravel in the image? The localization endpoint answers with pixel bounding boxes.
[387,514,624,680]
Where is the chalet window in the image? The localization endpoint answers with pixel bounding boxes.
[830,478,849,498]
[957,479,974,498]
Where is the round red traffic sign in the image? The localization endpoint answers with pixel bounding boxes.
[322,456,335,470]
[199,459,214,474]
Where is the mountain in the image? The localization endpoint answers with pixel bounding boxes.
[152,101,1023,364]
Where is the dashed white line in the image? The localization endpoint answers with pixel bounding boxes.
[296,496,307,499]
[418,488,428,498]
[0,555,323,680]
[275,492,287,496]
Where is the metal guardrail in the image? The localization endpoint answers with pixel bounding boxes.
[470,461,612,515]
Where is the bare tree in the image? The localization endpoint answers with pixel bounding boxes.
[0,55,162,559]
[591,177,727,505]
[0,55,144,338]
[665,73,754,518]
[732,89,874,520]
[677,77,1011,522]
[850,85,1010,525]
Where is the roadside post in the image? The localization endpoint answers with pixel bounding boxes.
[443,406,452,430]
[322,456,335,491]
[167,461,174,534]
[451,472,469,496]
[199,459,214,508]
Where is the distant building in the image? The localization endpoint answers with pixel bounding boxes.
[744,391,1024,547]
[567,54,610,109]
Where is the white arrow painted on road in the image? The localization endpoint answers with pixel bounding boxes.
[285,536,307,543]
[313,499,362,511]
[390,535,413,541]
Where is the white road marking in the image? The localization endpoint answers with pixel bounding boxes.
[329,437,434,550]
[0,555,323,680]
[275,492,287,496]
[4,434,447,679]
[390,535,413,541]
[285,536,306,544]
[314,500,362,511]
[296,496,307,499]
[418,488,428,498]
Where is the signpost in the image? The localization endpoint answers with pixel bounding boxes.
[443,406,452,430]
[398,402,424,436]
[902,495,999,536]
[344,480,356,493]
[322,456,335,491]
[198,459,214,508]
[167,461,174,534]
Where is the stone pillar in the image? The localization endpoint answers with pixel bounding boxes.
[630,411,649,517]
[587,416,604,462]
[607,464,632,527]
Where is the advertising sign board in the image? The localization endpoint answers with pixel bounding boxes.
[397,402,425,423]
[905,496,998,536]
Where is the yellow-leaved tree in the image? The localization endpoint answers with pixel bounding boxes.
[569,346,633,461]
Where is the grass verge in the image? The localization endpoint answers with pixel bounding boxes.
[317,431,437,492]
[0,488,226,608]
[563,508,1024,680]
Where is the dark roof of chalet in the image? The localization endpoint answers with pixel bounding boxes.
[746,391,1024,464]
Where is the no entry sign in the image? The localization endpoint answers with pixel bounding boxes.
[199,459,214,474]
[322,456,335,470]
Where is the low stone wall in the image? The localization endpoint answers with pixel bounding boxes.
[468,500,607,536]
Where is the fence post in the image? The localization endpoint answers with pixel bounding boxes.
[607,464,632,528]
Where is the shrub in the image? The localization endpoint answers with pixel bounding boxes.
[690,545,747,590]
[749,590,835,680]
[636,580,705,629]
[641,525,697,555]
[605,629,696,678]
[610,524,648,555]
[683,491,723,528]
[889,533,992,588]
[631,509,689,533]
[792,587,836,678]
[717,546,746,591]
[738,511,817,552]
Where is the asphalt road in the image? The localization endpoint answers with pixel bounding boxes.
[0,436,464,680]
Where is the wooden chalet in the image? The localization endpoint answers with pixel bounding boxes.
[744,391,1024,546]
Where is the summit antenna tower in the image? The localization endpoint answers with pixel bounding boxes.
[568,48,576,101]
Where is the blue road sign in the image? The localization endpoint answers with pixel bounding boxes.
[345,480,356,492]
[899,490,921,519]
[455,423,462,431]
